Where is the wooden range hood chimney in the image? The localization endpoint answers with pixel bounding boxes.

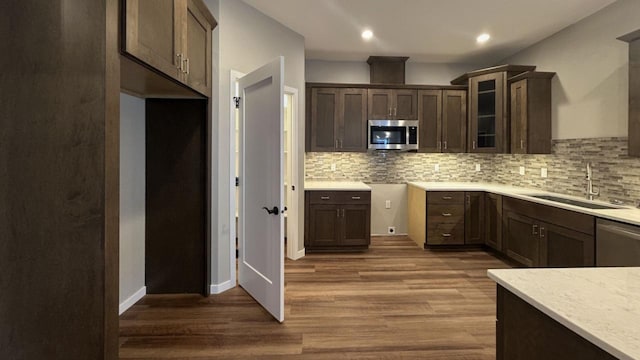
[367,56,409,84]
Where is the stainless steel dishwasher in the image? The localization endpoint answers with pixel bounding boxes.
[596,219,640,266]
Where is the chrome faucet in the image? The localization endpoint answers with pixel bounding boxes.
[586,162,599,200]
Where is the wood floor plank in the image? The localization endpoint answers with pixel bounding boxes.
[119,236,510,359]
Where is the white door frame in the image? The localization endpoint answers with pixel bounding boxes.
[229,70,303,290]
[284,86,303,261]
[229,69,244,287]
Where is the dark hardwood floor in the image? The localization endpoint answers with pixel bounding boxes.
[119,236,511,359]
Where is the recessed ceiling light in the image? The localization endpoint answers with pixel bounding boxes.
[477,33,491,44]
[362,29,373,40]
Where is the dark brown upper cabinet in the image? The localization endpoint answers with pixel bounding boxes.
[309,88,367,152]
[510,72,555,154]
[618,30,640,157]
[122,0,216,97]
[418,89,467,153]
[368,89,418,120]
[452,65,536,153]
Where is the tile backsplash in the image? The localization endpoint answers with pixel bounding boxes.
[305,137,640,205]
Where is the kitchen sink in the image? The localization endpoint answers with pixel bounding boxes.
[526,195,623,210]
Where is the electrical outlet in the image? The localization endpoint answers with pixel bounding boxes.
[475,163,481,172]
[330,163,336,171]
[519,166,525,175]
[385,200,391,209]
[388,226,396,234]
[541,167,548,178]
[434,164,440,172]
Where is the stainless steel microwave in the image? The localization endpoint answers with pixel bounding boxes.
[368,120,419,150]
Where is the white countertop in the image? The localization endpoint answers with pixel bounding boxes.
[305,181,372,191]
[408,181,640,227]
[488,267,640,360]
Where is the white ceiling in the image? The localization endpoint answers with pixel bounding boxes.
[242,0,617,64]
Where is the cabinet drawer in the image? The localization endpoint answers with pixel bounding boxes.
[427,204,465,222]
[427,223,465,245]
[308,191,370,204]
[427,191,465,204]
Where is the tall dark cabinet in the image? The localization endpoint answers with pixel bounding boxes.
[510,72,555,154]
[618,30,640,156]
[1,1,121,359]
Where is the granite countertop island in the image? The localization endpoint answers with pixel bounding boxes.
[489,267,640,360]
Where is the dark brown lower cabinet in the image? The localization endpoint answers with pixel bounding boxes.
[465,192,485,244]
[503,210,540,267]
[485,193,503,250]
[502,197,595,267]
[305,191,371,251]
[497,286,617,360]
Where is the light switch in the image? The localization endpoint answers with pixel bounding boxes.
[519,166,525,175]
[475,163,481,172]
[385,200,391,209]
[331,163,336,171]
[541,168,548,178]
[434,164,440,172]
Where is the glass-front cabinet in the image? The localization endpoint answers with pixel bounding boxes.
[469,72,506,153]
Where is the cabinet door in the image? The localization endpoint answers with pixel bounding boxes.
[341,204,371,246]
[417,90,442,152]
[310,88,339,151]
[503,211,539,267]
[123,0,182,81]
[485,193,503,251]
[368,89,394,119]
[469,73,505,153]
[307,204,341,247]
[183,0,212,95]
[339,89,367,152]
[442,90,467,153]
[465,192,485,244]
[510,79,527,154]
[539,222,595,267]
[395,89,418,120]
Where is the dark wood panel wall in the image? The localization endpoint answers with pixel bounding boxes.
[0,0,120,359]
[145,99,207,295]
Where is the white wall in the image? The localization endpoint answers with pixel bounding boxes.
[119,93,146,308]
[306,60,481,85]
[501,0,640,139]
[369,184,408,235]
[206,0,306,287]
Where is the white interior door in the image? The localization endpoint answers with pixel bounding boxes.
[237,57,284,322]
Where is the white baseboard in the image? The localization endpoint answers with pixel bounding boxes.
[119,286,146,315]
[210,280,234,294]
[288,248,306,260]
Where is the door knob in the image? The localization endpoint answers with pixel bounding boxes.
[262,206,280,215]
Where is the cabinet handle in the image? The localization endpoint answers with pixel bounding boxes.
[351,196,361,200]
[394,107,397,116]
[388,108,392,116]
[441,233,452,237]
[341,209,345,217]
[442,196,452,200]
[182,58,189,74]
[540,227,546,238]
[335,139,338,148]
[320,196,330,200]
[339,139,343,148]
[176,53,183,69]
[443,141,447,150]
[437,141,442,151]
[532,224,538,236]
[441,213,452,217]
[466,194,470,206]
[337,209,340,218]
[472,140,476,150]
[521,140,524,149]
